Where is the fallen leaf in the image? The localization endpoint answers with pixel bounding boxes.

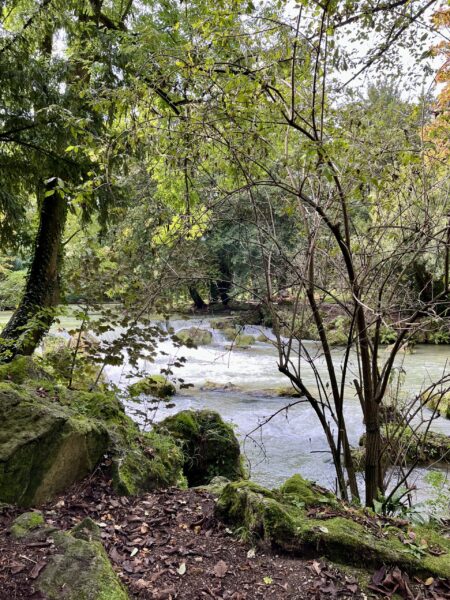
[30,561,47,579]
[213,560,228,578]
[246,548,256,559]
[425,577,434,586]
[177,561,186,575]
[10,561,26,574]
[130,547,138,558]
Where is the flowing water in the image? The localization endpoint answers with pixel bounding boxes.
[2,309,448,499]
[101,316,450,500]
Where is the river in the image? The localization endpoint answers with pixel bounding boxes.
[2,309,449,501]
[102,316,450,502]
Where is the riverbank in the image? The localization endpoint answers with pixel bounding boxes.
[4,472,450,599]
[0,472,365,600]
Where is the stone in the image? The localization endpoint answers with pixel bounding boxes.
[0,383,109,506]
[128,375,176,399]
[156,410,246,486]
[10,510,45,538]
[175,327,213,346]
[216,476,450,578]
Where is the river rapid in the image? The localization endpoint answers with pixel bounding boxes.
[101,316,450,502]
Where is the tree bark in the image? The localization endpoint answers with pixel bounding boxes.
[364,399,382,507]
[0,179,67,360]
[188,285,207,310]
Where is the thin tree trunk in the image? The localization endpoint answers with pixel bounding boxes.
[364,399,382,507]
[0,179,67,360]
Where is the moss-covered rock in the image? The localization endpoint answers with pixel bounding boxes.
[276,386,302,398]
[39,534,129,599]
[176,327,212,346]
[233,334,256,348]
[222,327,238,341]
[71,517,102,542]
[112,430,186,495]
[223,328,256,348]
[216,476,450,578]
[0,357,185,505]
[0,382,109,506]
[128,375,176,399]
[156,410,246,486]
[355,425,450,468]
[12,514,128,600]
[0,355,52,384]
[421,391,450,419]
[200,381,241,392]
[10,510,45,538]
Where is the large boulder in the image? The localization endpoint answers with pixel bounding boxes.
[0,357,185,506]
[0,382,109,506]
[10,512,128,599]
[216,476,450,578]
[156,409,245,486]
[111,430,186,495]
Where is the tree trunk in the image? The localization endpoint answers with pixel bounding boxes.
[188,285,207,309]
[364,400,382,507]
[0,180,67,361]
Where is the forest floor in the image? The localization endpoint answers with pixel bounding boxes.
[1,475,449,600]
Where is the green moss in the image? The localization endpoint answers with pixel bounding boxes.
[357,425,450,467]
[0,357,187,505]
[176,327,212,346]
[128,375,176,399]
[71,517,102,542]
[112,430,185,495]
[198,476,231,495]
[280,474,337,507]
[234,334,256,348]
[217,478,450,578]
[421,391,450,419]
[0,356,51,384]
[0,385,109,506]
[38,533,129,599]
[276,386,301,398]
[156,410,246,486]
[10,511,45,538]
[223,327,238,341]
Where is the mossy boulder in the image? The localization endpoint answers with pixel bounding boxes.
[276,386,302,398]
[233,334,255,348]
[38,535,129,600]
[0,382,109,506]
[0,355,52,384]
[0,357,185,505]
[128,375,176,399]
[10,513,128,599]
[176,327,212,346]
[156,410,245,486]
[222,326,256,348]
[112,430,186,495]
[216,476,450,578]
[222,327,238,341]
[200,381,241,392]
[71,517,102,542]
